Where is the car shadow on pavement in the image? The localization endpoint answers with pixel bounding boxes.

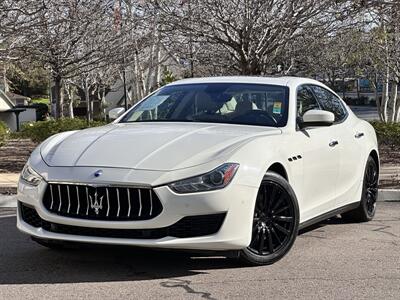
[298,216,345,235]
[1,213,358,285]
[0,215,241,285]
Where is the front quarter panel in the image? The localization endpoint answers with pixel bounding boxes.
[228,132,304,213]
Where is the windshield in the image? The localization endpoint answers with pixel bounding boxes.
[120,83,289,127]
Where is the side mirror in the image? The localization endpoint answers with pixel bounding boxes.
[298,109,334,129]
[108,107,126,120]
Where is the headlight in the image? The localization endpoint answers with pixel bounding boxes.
[20,164,43,186]
[169,163,239,193]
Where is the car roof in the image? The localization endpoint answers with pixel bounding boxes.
[167,76,323,87]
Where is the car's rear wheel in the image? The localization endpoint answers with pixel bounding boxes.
[239,171,299,266]
[342,156,378,222]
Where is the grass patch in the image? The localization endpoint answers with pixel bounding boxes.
[31,97,50,105]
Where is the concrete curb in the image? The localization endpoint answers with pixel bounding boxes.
[378,189,400,202]
[1,190,399,209]
[0,195,17,208]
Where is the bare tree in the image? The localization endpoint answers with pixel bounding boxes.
[0,0,44,90]
[3,0,130,118]
[154,0,361,75]
[361,0,400,122]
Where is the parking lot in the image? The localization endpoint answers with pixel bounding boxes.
[0,202,398,299]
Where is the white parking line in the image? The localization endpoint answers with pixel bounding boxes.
[0,214,16,218]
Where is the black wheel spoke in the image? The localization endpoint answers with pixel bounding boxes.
[274,215,293,223]
[267,185,277,213]
[258,230,265,254]
[266,227,274,253]
[272,192,285,211]
[270,226,281,245]
[274,205,289,215]
[273,222,290,236]
[250,228,259,247]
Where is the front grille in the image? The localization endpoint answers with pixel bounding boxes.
[42,184,163,221]
[19,202,226,239]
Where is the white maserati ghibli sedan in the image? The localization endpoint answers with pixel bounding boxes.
[17,77,379,265]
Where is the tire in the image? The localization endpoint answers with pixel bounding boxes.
[342,156,378,222]
[239,171,300,266]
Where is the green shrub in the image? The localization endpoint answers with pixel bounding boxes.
[0,121,10,146]
[17,118,108,143]
[370,121,400,147]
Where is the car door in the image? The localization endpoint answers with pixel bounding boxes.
[310,85,365,207]
[294,85,341,221]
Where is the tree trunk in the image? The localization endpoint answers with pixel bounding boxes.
[53,75,62,119]
[65,84,75,118]
[390,80,398,122]
[134,50,144,101]
[68,92,74,119]
[373,74,382,120]
[101,88,107,121]
[84,78,91,124]
[342,77,346,99]
[394,82,400,122]
[2,65,9,93]
[381,66,390,122]
[154,35,162,90]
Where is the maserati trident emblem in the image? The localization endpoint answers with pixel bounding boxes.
[89,191,104,215]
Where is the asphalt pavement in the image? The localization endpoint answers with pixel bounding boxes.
[0,202,399,299]
[349,105,379,121]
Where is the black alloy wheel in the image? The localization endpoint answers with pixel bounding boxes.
[365,158,379,216]
[240,171,299,265]
[342,156,378,222]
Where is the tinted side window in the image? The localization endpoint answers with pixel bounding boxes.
[297,85,320,117]
[311,85,347,122]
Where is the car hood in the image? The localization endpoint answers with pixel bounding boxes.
[40,122,281,171]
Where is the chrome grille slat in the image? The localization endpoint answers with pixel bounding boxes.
[127,188,131,217]
[106,188,110,217]
[67,185,71,213]
[116,188,120,217]
[49,185,54,210]
[138,189,142,217]
[149,189,153,216]
[76,186,80,214]
[58,185,62,212]
[85,187,89,216]
[43,184,162,221]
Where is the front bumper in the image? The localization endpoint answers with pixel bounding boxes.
[17,178,258,251]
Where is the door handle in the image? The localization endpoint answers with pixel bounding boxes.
[329,140,339,147]
[355,132,364,138]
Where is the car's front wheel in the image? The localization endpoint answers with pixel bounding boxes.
[240,171,299,266]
